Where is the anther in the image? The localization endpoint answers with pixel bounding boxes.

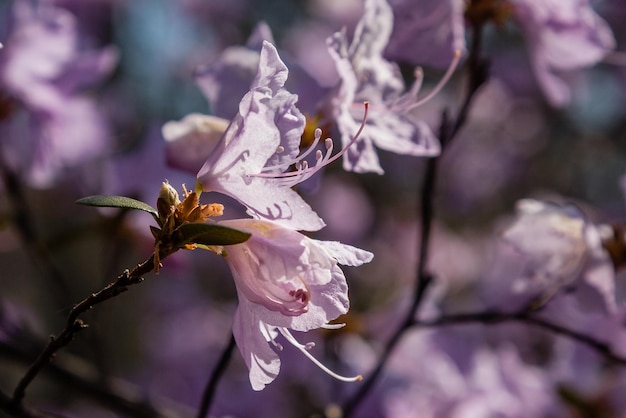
[251,103,369,187]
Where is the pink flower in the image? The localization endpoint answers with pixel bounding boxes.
[503,199,616,313]
[0,0,117,187]
[220,218,373,390]
[195,41,326,231]
[162,113,230,174]
[326,0,459,174]
[512,0,616,106]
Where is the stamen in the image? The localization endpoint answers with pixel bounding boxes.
[277,328,362,383]
[270,103,368,180]
[263,323,284,351]
[259,128,322,173]
[405,49,462,110]
[408,68,424,99]
[250,103,369,187]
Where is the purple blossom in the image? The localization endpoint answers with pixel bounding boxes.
[0,0,117,187]
[162,113,229,174]
[385,331,558,418]
[385,0,467,69]
[219,218,373,390]
[196,41,326,232]
[502,199,616,313]
[326,0,444,174]
[512,0,616,107]
[194,22,326,119]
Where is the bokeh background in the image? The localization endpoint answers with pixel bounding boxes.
[2,0,626,417]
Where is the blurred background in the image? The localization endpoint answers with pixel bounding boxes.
[2,0,626,417]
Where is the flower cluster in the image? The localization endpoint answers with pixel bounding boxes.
[0,0,117,187]
[165,41,374,389]
[4,0,626,416]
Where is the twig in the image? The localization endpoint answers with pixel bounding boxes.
[0,157,73,310]
[416,310,626,365]
[197,333,237,418]
[9,254,159,409]
[0,339,191,418]
[0,388,51,418]
[341,22,489,418]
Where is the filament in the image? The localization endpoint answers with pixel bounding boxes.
[278,327,362,383]
[251,102,369,185]
[405,49,462,110]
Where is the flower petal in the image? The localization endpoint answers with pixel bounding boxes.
[232,296,281,391]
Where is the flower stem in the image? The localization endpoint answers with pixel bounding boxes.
[340,21,488,418]
[197,333,236,418]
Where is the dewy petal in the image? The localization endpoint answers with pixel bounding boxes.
[197,42,325,231]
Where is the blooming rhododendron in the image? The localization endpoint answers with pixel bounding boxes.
[162,113,230,174]
[195,41,326,231]
[512,0,616,106]
[503,199,616,313]
[326,0,458,174]
[0,0,117,187]
[220,218,373,390]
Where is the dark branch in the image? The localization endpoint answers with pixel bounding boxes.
[341,21,489,418]
[197,333,237,418]
[0,157,73,310]
[9,254,160,409]
[1,388,51,418]
[0,339,190,418]
[417,311,626,365]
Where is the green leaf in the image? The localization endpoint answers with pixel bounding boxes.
[76,195,158,219]
[177,222,251,246]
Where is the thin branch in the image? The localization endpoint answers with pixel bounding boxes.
[416,310,626,365]
[197,333,237,418]
[0,158,73,310]
[0,388,51,418]
[0,339,191,418]
[341,22,489,418]
[9,254,160,409]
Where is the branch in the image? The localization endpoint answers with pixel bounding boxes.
[0,157,73,310]
[9,254,160,410]
[197,333,236,418]
[0,339,191,418]
[0,388,51,418]
[341,23,489,418]
[417,311,626,365]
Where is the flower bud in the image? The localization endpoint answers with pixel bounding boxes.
[157,181,180,221]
